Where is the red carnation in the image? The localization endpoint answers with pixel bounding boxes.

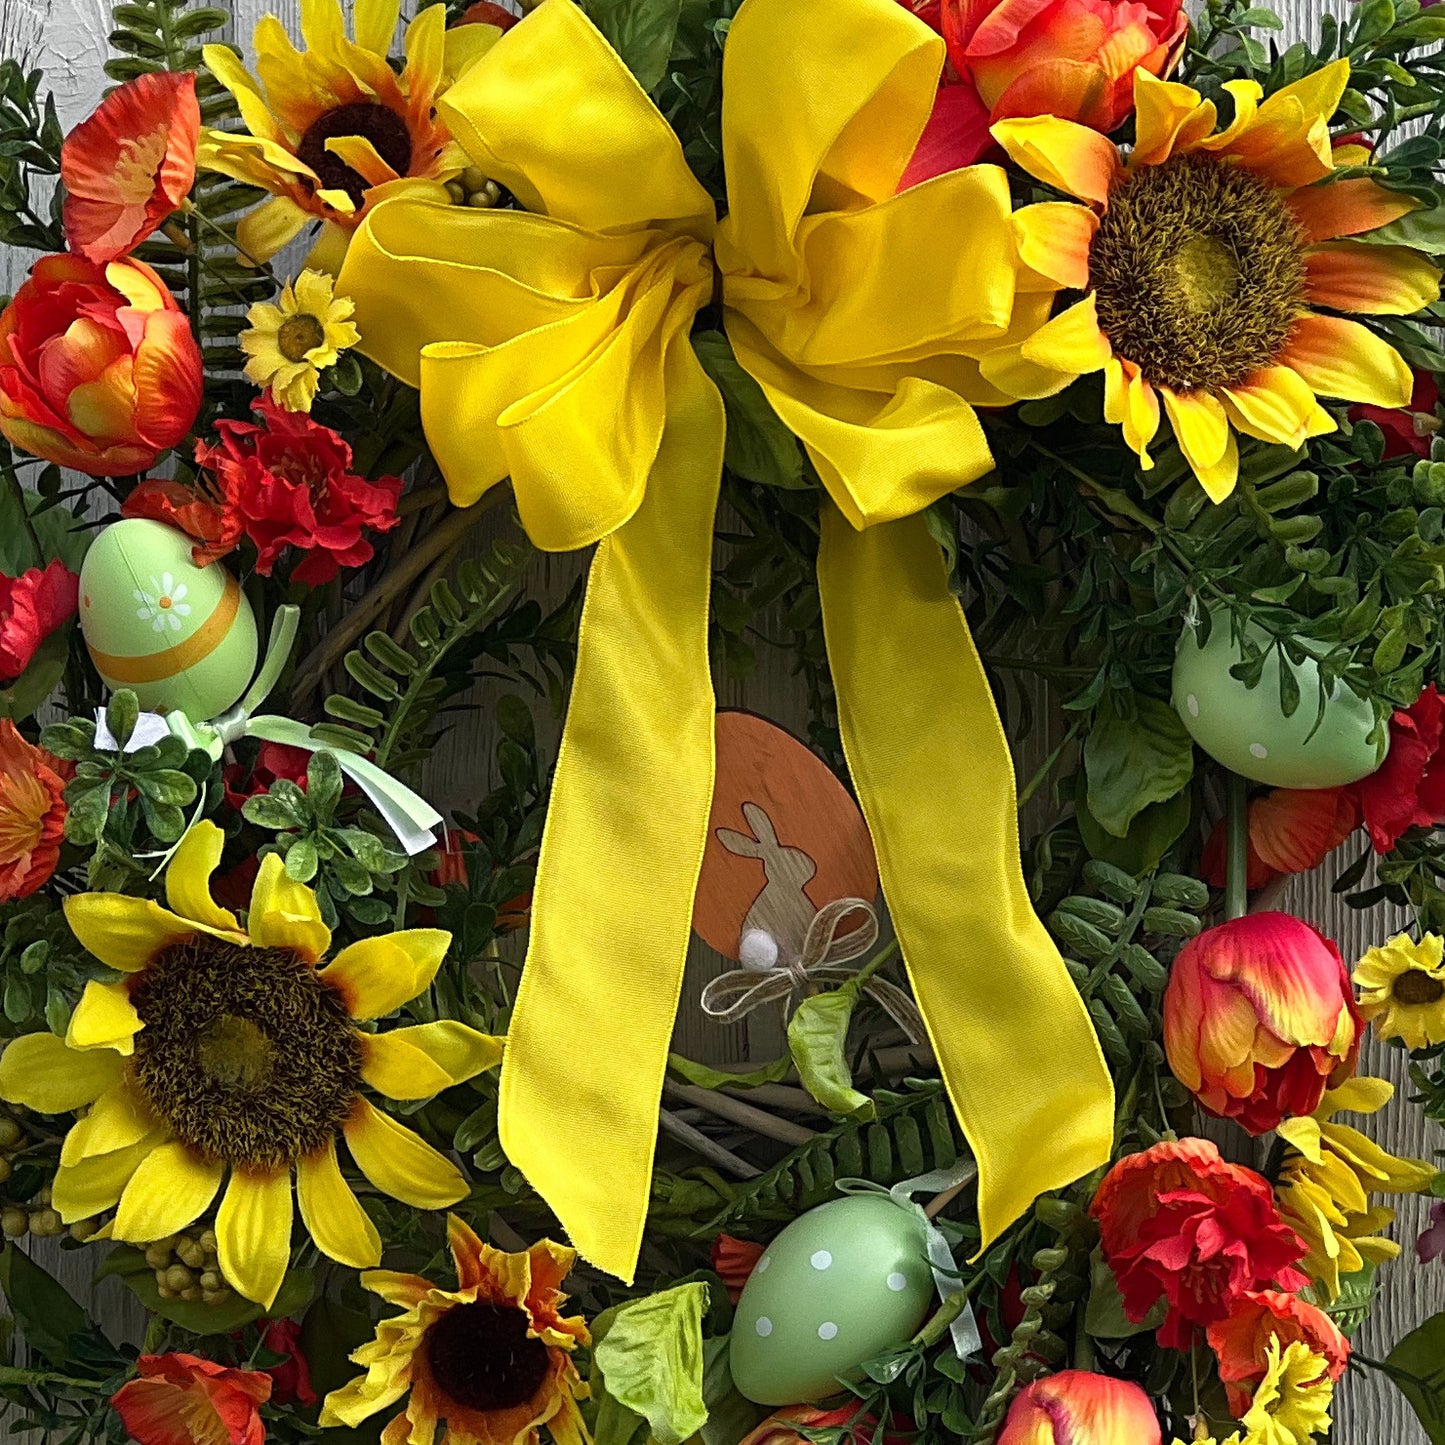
[1354,684,1445,853]
[711,1233,766,1303]
[193,398,401,585]
[1206,1289,1349,1416]
[223,740,312,813]
[123,477,237,567]
[0,560,79,681]
[1090,1138,1309,1349]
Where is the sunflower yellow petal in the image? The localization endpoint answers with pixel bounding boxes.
[66,980,142,1056]
[402,2,445,104]
[237,196,314,266]
[1221,365,1331,448]
[1019,294,1113,375]
[1011,203,1097,291]
[53,1134,159,1223]
[325,134,401,188]
[393,1022,505,1086]
[217,1167,294,1308]
[64,894,200,973]
[0,1032,123,1112]
[360,1032,455,1099]
[1103,357,1161,465]
[199,44,285,145]
[1288,178,1420,243]
[305,220,355,276]
[1324,1075,1395,1117]
[352,0,400,57]
[249,853,331,962]
[1305,241,1442,316]
[1162,389,1239,500]
[1279,314,1413,408]
[165,822,241,934]
[113,1141,225,1242]
[343,1097,467,1209]
[322,929,450,1020]
[444,20,504,83]
[1267,57,1351,129]
[1131,71,1220,167]
[297,1137,383,1268]
[991,115,1120,206]
[60,1079,156,1167]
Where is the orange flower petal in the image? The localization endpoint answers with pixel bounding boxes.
[1277,314,1413,408]
[990,114,1121,205]
[1305,241,1441,316]
[1287,178,1419,242]
[1252,788,1358,876]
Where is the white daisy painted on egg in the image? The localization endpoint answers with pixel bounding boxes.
[134,574,192,634]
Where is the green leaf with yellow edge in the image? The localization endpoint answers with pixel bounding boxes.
[593,1283,710,1445]
[787,980,875,1119]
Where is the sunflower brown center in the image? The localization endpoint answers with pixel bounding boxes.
[1394,968,1445,1006]
[277,314,326,363]
[1088,152,1308,392]
[129,936,361,1171]
[297,101,414,209]
[425,1303,550,1414]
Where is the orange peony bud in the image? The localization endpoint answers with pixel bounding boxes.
[0,255,201,476]
[996,1372,1161,1445]
[1206,1289,1349,1418]
[1163,914,1361,1135]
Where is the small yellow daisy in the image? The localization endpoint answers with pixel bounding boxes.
[1353,932,1445,1050]
[241,268,361,412]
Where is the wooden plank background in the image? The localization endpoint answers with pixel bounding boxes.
[1,0,1441,1439]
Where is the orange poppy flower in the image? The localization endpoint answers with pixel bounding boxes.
[987,61,1437,499]
[111,1353,271,1445]
[0,720,69,902]
[61,72,199,265]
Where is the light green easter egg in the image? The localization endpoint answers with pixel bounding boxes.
[1172,614,1386,789]
[729,1195,934,1406]
[78,519,258,720]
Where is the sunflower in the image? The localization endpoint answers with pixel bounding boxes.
[242,268,361,411]
[1237,1337,1334,1445]
[321,1214,589,1445]
[198,0,505,268]
[1352,931,1445,1049]
[1275,1075,1436,1301]
[988,60,1439,500]
[0,822,503,1308]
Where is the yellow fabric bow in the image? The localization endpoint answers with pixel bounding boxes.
[340,0,1114,1283]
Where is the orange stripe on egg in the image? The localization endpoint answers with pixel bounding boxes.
[88,576,241,684]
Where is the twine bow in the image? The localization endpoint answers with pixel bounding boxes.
[339,0,1114,1283]
[104,607,444,855]
[700,898,926,1045]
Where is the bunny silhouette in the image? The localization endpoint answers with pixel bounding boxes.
[715,801,818,965]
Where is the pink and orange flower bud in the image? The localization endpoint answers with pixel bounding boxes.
[0,255,201,476]
[1163,914,1361,1134]
[996,1372,1161,1445]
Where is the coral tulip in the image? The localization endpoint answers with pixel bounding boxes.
[996,1371,1161,1445]
[0,255,201,476]
[1163,914,1361,1134]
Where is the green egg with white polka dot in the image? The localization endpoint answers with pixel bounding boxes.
[729,1195,935,1405]
[1172,614,1386,789]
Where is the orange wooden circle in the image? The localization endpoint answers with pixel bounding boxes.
[692,710,879,960]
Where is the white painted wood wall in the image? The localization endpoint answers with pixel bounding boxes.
[1,0,1441,1439]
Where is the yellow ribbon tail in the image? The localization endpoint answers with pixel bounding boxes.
[498,345,726,1283]
[817,505,1115,1245]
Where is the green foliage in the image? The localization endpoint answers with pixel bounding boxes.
[1375,1309,1445,1442]
[0,896,105,1040]
[0,61,64,254]
[1083,695,1195,838]
[241,750,408,930]
[584,0,686,92]
[42,692,218,890]
[318,539,538,769]
[593,1284,711,1445]
[656,0,740,203]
